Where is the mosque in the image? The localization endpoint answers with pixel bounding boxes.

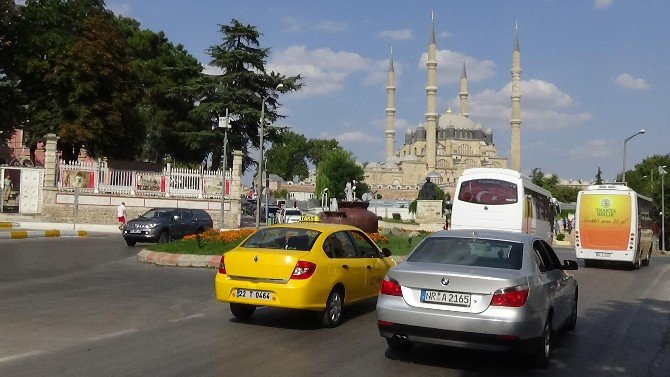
[364,16,523,200]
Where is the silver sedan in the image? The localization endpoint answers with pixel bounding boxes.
[376,229,578,368]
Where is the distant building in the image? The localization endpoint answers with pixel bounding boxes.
[0,130,45,167]
[364,15,523,200]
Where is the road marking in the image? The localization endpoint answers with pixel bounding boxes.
[168,313,205,323]
[0,350,44,364]
[89,329,138,341]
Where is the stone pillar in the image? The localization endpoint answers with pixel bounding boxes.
[510,25,522,172]
[385,51,396,160]
[44,133,59,188]
[425,14,438,170]
[231,150,243,200]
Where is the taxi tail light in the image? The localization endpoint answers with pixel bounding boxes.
[218,255,226,274]
[290,261,316,280]
[490,284,529,307]
[380,276,402,297]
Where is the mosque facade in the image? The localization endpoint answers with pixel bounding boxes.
[364,16,522,200]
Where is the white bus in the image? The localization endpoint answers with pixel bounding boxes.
[575,185,654,268]
[451,168,559,244]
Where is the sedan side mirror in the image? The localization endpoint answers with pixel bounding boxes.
[381,248,392,258]
[562,260,578,270]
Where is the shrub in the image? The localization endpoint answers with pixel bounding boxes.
[183,228,255,243]
[556,233,566,241]
[392,213,401,220]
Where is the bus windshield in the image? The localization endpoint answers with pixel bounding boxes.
[457,179,518,205]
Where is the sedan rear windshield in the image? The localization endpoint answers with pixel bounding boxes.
[242,227,321,251]
[407,237,523,270]
[458,179,518,205]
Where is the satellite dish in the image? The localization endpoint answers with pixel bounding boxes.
[361,192,372,202]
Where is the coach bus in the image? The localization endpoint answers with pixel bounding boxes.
[575,184,654,269]
[451,168,559,244]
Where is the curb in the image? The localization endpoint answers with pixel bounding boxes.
[137,249,408,268]
[0,229,88,239]
[0,222,20,229]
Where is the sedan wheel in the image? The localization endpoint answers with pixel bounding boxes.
[320,289,344,328]
[566,296,578,331]
[531,317,552,368]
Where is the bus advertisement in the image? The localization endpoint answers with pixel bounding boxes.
[575,185,653,269]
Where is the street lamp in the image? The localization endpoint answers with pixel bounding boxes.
[321,188,329,211]
[255,83,284,228]
[217,110,231,229]
[622,129,645,183]
[660,165,667,253]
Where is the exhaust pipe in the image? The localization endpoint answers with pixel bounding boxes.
[392,334,408,341]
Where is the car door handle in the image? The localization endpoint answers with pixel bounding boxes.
[366,265,372,270]
[341,264,349,269]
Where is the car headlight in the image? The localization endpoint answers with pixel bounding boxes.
[142,223,160,229]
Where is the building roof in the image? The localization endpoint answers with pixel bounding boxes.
[437,110,478,130]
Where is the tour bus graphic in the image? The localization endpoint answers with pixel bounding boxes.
[578,194,631,251]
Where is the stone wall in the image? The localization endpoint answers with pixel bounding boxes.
[41,189,241,229]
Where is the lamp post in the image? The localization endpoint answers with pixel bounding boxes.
[321,188,329,211]
[255,83,284,228]
[622,129,645,183]
[264,158,269,225]
[217,110,231,229]
[660,165,667,252]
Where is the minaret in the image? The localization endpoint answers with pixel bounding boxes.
[385,48,396,160]
[459,54,469,118]
[510,22,522,172]
[425,12,438,170]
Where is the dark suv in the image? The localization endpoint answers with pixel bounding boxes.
[122,208,213,246]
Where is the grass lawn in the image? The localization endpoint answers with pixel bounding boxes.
[148,232,429,256]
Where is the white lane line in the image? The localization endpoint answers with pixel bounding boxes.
[89,329,138,341]
[168,313,205,323]
[0,350,45,364]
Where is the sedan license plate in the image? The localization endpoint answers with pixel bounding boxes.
[235,289,271,301]
[421,289,471,307]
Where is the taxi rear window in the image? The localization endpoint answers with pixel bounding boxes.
[242,227,321,251]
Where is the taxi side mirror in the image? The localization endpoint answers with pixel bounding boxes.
[381,248,392,258]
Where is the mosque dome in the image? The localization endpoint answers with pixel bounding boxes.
[437,110,478,130]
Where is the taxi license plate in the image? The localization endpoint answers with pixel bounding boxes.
[235,289,271,300]
[421,289,471,307]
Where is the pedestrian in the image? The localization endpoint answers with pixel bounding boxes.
[554,219,560,236]
[117,202,127,230]
[2,175,12,203]
[567,218,573,234]
[562,218,567,232]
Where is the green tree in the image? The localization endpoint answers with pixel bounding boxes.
[595,167,603,185]
[116,17,205,163]
[191,19,303,173]
[0,0,24,143]
[265,131,309,180]
[307,138,341,167]
[315,149,368,200]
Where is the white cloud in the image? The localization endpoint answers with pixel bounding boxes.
[268,45,371,96]
[202,64,223,76]
[419,50,496,84]
[363,58,405,87]
[437,30,453,39]
[614,73,650,90]
[594,0,614,9]
[108,2,131,16]
[464,79,592,130]
[380,29,413,41]
[336,131,378,143]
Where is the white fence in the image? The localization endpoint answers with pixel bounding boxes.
[56,160,231,199]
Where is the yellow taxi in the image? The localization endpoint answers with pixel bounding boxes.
[214,222,396,327]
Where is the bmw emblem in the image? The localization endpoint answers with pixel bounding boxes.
[253,256,259,262]
[441,277,450,286]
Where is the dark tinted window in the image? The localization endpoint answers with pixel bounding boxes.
[533,240,558,271]
[141,209,173,218]
[324,232,359,258]
[408,237,523,270]
[458,179,518,205]
[347,231,379,258]
[181,211,193,220]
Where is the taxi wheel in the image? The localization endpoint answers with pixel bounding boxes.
[230,303,256,320]
[320,288,344,328]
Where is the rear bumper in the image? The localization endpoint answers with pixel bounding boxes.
[214,273,331,311]
[376,294,544,351]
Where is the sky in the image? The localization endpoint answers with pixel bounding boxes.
[104,0,669,182]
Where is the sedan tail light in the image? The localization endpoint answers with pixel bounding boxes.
[218,255,226,274]
[290,261,316,280]
[380,276,402,296]
[490,284,529,307]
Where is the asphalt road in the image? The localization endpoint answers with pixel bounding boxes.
[0,236,669,377]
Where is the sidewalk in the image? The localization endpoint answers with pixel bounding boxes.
[0,217,118,239]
